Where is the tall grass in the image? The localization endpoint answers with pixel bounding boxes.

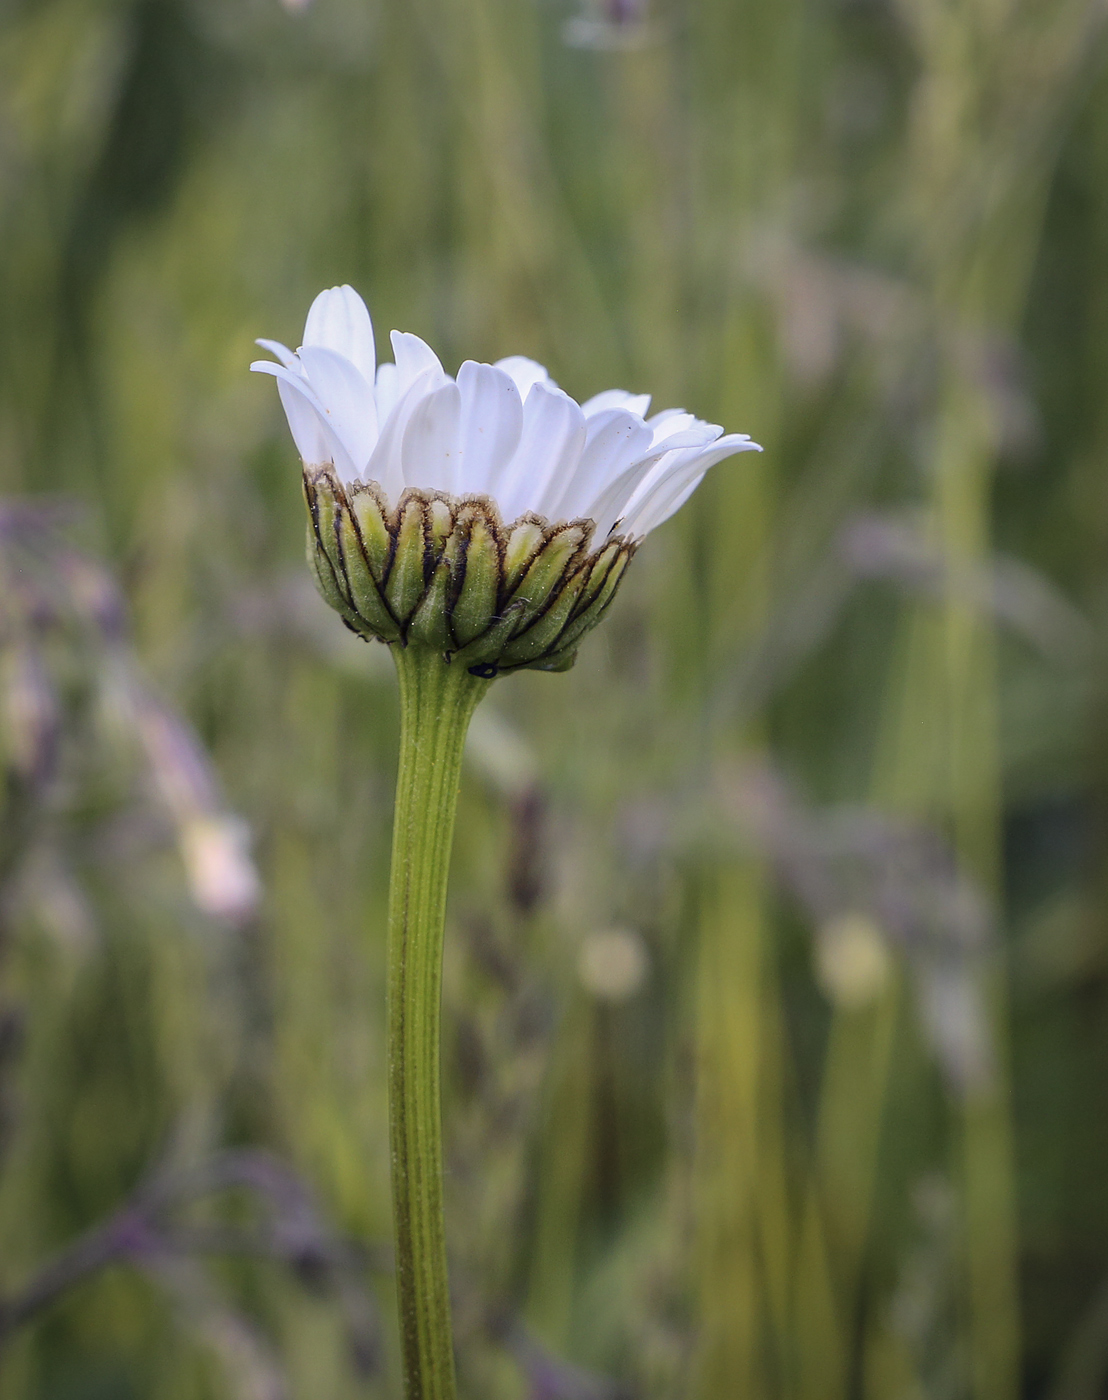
[2,0,1108,1395]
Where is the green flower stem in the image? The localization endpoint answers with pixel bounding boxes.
[387,644,491,1400]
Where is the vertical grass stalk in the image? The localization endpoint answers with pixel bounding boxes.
[387,645,491,1400]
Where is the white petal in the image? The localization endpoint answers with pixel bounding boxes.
[456,362,524,496]
[582,424,725,537]
[277,378,359,482]
[364,367,445,502]
[375,361,400,425]
[587,450,673,539]
[646,409,693,440]
[620,469,710,538]
[298,346,378,475]
[649,412,722,449]
[271,374,329,464]
[545,409,654,522]
[646,407,686,429]
[619,435,761,537]
[252,356,326,424]
[649,425,723,452]
[255,338,300,370]
[302,285,376,385]
[495,381,586,523]
[401,380,463,494]
[252,362,359,480]
[391,330,444,396]
[494,355,554,402]
[635,470,710,531]
[581,388,652,419]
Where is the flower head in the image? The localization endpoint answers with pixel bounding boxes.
[253,285,760,674]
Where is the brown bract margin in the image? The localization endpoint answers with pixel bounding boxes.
[302,465,637,677]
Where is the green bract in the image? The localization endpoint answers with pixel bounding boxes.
[304,466,636,677]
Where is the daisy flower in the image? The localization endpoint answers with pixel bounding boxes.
[253,284,759,674]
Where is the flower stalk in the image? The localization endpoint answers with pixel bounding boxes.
[253,282,759,1395]
[386,643,491,1400]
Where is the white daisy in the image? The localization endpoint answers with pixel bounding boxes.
[252,284,760,542]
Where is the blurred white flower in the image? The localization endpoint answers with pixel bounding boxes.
[0,643,58,782]
[917,961,992,1093]
[180,816,261,925]
[814,911,892,1009]
[252,285,759,542]
[578,927,650,1001]
[465,706,539,800]
[563,0,659,50]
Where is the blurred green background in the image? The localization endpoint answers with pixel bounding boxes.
[3,0,1108,1395]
